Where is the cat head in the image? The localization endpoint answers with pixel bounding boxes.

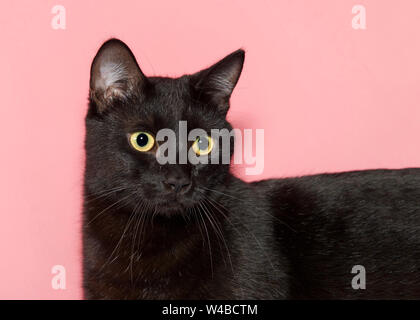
[85,39,244,216]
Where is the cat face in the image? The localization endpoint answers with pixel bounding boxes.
[85,39,244,216]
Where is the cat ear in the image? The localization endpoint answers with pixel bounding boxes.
[89,39,147,113]
[191,49,245,113]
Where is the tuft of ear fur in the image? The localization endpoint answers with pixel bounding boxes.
[191,49,245,114]
[89,39,147,113]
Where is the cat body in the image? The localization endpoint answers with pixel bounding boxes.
[267,168,420,299]
[83,39,420,299]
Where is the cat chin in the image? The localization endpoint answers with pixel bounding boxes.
[153,201,197,217]
[142,192,202,216]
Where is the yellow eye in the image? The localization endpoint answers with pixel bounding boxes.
[129,132,155,152]
[192,135,214,156]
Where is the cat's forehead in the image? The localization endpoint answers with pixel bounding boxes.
[146,76,190,111]
[124,76,206,131]
[150,76,188,91]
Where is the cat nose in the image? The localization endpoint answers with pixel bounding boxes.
[162,176,191,193]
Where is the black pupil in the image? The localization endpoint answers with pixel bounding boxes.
[136,133,149,147]
[197,137,209,150]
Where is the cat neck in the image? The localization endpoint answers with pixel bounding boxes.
[86,195,231,268]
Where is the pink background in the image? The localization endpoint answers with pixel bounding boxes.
[1,0,420,299]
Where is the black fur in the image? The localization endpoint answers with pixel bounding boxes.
[83,39,420,299]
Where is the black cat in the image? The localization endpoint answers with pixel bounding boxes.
[83,39,420,299]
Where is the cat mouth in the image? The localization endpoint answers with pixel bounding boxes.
[153,196,199,215]
[137,187,203,216]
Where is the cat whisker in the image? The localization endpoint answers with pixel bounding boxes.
[195,194,244,296]
[84,185,129,203]
[129,200,147,284]
[86,193,133,225]
[100,200,140,273]
[190,207,205,248]
[133,202,154,286]
[196,188,279,274]
[199,186,296,233]
[198,200,232,271]
[194,205,214,279]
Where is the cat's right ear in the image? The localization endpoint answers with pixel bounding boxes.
[89,39,147,113]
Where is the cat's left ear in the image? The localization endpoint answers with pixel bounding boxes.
[89,39,147,113]
[191,49,245,114]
